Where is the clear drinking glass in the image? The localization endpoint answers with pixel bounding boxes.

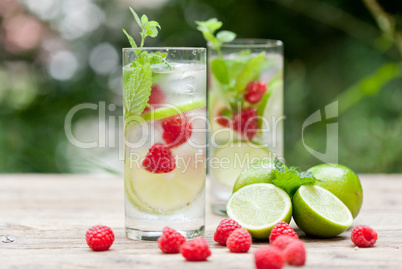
[208,39,284,215]
[123,48,207,240]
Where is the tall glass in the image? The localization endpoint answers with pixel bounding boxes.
[123,48,207,240]
[208,39,284,215]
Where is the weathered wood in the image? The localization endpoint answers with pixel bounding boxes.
[1,174,402,268]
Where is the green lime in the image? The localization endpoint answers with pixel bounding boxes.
[233,159,276,193]
[142,99,206,121]
[308,164,363,218]
[226,183,292,240]
[293,185,353,238]
[124,155,205,213]
[211,141,272,189]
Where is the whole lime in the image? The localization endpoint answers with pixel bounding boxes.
[232,159,276,193]
[308,164,363,218]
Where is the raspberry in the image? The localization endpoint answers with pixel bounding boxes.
[269,221,298,243]
[283,240,306,266]
[271,235,298,251]
[244,81,267,104]
[162,114,192,148]
[232,107,258,140]
[143,84,165,113]
[351,225,378,248]
[157,227,186,253]
[214,218,242,246]
[226,228,252,253]
[254,247,285,269]
[142,143,176,173]
[85,225,114,251]
[215,108,231,127]
[180,237,211,261]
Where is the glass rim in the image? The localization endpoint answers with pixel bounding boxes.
[122,47,206,51]
[208,38,283,48]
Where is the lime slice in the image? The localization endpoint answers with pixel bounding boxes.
[227,183,292,240]
[211,141,272,189]
[308,164,363,218]
[142,99,206,121]
[293,185,353,238]
[124,158,205,213]
[233,159,276,193]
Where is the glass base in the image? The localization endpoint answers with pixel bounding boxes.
[211,203,228,216]
[126,225,205,241]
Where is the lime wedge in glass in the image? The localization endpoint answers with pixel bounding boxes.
[211,141,272,189]
[293,185,353,238]
[125,156,205,213]
[142,99,206,121]
[226,183,292,240]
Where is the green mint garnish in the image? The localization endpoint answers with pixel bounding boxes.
[272,158,322,197]
[233,51,265,94]
[122,7,171,120]
[195,18,236,57]
[124,63,152,119]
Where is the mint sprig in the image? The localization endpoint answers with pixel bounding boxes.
[272,158,322,197]
[122,7,171,120]
[195,18,236,57]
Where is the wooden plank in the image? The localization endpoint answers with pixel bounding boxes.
[0,174,402,268]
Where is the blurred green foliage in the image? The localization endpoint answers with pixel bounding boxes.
[0,0,401,173]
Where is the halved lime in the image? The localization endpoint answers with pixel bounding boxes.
[226,183,292,240]
[211,141,272,189]
[233,159,276,193]
[308,164,363,218]
[293,185,353,238]
[124,157,205,213]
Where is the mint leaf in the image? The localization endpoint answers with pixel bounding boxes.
[211,59,229,85]
[234,51,265,94]
[216,30,236,43]
[272,158,319,197]
[129,7,141,26]
[273,170,302,198]
[124,63,152,118]
[195,18,222,33]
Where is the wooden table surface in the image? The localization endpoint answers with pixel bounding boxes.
[1,174,402,268]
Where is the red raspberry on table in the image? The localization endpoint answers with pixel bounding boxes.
[143,84,165,113]
[232,107,258,140]
[283,239,306,266]
[269,221,298,243]
[351,225,378,248]
[157,227,186,253]
[271,235,298,251]
[142,143,176,173]
[180,237,211,261]
[85,225,114,251]
[254,247,285,269]
[226,228,252,253]
[214,218,242,246]
[162,114,192,148]
[244,81,267,104]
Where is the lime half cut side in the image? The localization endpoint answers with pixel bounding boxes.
[125,160,205,214]
[226,183,292,240]
[211,141,272,189]
[293,185,353,238]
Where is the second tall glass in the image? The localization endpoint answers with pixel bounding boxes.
[208,39,284,215]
